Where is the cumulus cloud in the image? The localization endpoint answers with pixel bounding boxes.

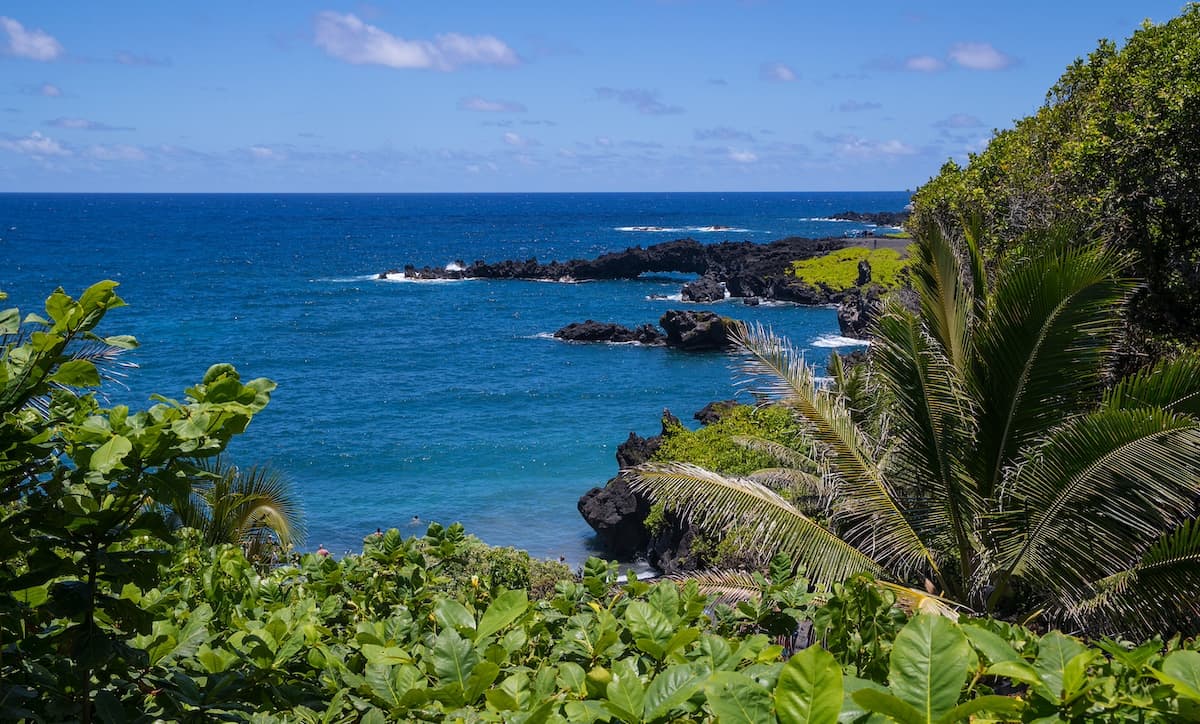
[458,96,526,113]
[45,117,134,132]
[595,87,683,115]
[904,55,945,72]
[760,62,797,82]
[0,131,69,156]
[934,113,984,128]
[502,132,528,147]
[37,83,61,97]
[728,149,757,163]
[838,100,882,112]
[695,126,755,142]
[0,17,64,61]
[313,12,519,71]
[948,42,1013,70]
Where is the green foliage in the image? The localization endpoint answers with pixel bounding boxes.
[0,282,274,721]
[627,223,1200,638]
[911,5,1200,355]
[652,404,805,476]
[789,246,911,290]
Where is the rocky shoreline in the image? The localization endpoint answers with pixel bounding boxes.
[554,310,746,351]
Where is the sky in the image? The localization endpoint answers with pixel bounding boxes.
[0,2,1189,193]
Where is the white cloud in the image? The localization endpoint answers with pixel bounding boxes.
[948,42,1013,70]
[0,17,64,61]
[313,12,518,71]
[85,144,146,161]
[820,132,917,159]
[459,96,526,113]
[503,132,526,147]
[696,126,755,142]
[760,62,797,82]
[728,149,758,163]
[38,82,61,97]
[595,87,683,115]
[904,55,945,72]
[249,145,286,160]
[0,131,69,156]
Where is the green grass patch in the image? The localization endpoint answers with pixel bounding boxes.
[789,246,911,290]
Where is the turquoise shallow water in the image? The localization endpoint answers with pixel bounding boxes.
[0,192,906,562]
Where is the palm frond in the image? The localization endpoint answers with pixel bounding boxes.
[730,434,819,472]
[910,223,975,374]
[1103,351,1200,416]
[623,462,884,585]
[731,323,938,578]
[667,569,764,607]
[1065,520,1200,637]
[746,468,829,499]
[969,234,1133,497]
[994,408,1200,604]
[871,302,980,592]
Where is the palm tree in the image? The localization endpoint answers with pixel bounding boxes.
[626,224,1200,636]
[170,456,305,561]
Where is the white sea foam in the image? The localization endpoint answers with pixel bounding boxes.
[799,217,855,223]
[615,226,686,233]
[313,274,379,283]
[445,261,465,272]
[811,334,871,348]
[687,225,751,233]
[645,293,684,302]
[378,273,470,284]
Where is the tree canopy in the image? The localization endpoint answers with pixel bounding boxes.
[911,4,1200,358]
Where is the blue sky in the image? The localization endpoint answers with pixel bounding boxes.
[0,2,1187,192]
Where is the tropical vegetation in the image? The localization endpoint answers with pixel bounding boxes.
[788,246,911,291]
[910,4,1200,359]
[628,223,1200,638]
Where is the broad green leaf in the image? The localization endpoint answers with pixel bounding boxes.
[775,645,843,724]
[49,359,100,387]
[985,660,1042,687]
[486,672,531,711]
[852,689,925,724]
[1060,650,1098,702]
[962,624,1021,665]
[365,663,423,710]
[936,694,1025,723]
[563,700,610,723]
[604,658,645,723]
[1156,650,1200,703]
[90,434,132,473]
[0,307,20,335]
[626,600,674,649]
[431,628,479,691]
[1032,631,1086,703]
[888,614,970,722]
[557,662,587,696]
[103,334,138,350]
[643,663,704,721]
[476,589,528,641]
[704,671,772,724]
[462,661,500,704]
[840,676,888,724]
[434,598,477,635]
[361,644,414,665]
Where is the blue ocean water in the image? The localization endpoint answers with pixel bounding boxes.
[0,192,907,563]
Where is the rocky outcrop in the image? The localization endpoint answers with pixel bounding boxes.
[681,275,725,303]
[660,310,746,351]
[831,210,910,227]
[693,399,742,425]
[554,321,665,345]
[837,286,882,339]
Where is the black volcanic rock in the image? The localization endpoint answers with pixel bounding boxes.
[836,286,881,339]
[660,310,746,351]
[577,477,649,558]
[831,210,910,227]
[694,399,742,425]
[554,320,665,345]
[681,275,725,303]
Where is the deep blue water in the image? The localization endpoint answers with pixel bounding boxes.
[0,192,907,562]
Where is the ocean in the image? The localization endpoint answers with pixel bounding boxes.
[0,191,907,563]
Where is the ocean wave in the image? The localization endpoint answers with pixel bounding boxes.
[526,332,656,347]
[799,217,855,223]
[645,293,683,302]
[811,334,871,348]
[377,273,472,284]
[312,274,379,283]
[615,226,687,233]
[687,225,750,233]
[615,225,751,233]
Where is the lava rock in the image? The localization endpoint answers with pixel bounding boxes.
[660,310,746,351]
[554,320,666,345]
[694,399,742,425]
[681,275,726,303]
[577,477,650,559]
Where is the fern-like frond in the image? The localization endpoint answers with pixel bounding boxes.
[731,323,938,578]
[667,569,764,607]
[623,462,884,585]
[969,234,1133,497]
[1064,520,1200,637]
[994,409,1200,605]
[730,434,818,472]
[910,223,975,374]
[1103,351,1200,416]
